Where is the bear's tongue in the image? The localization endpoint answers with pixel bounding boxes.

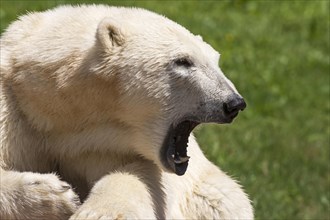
[166,120,199,175]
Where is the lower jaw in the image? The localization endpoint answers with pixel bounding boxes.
[160,120,199,176]
[170,159,189,176]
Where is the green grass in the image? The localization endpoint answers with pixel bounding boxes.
[1,0,329,219]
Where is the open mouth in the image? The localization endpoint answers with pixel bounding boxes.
[160,120,199,176]
[160,98,246,175]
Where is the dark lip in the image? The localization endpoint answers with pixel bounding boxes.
[160,119,199,176]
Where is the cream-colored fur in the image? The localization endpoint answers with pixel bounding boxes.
[0,5,253,219]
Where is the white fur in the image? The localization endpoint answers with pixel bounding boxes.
[0,5,253,219]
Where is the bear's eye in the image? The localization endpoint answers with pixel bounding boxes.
[174,58,193,68]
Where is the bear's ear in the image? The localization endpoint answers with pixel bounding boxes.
[97,18,125,50]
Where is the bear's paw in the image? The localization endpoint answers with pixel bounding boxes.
[19,172,80,219]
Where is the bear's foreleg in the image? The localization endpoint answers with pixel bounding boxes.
[70,160,165,220]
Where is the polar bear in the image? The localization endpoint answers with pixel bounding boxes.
[0,5,253,219]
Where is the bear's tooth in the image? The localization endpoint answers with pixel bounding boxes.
[174,156,190,164]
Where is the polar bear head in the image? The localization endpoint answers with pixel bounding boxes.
[91,9,246,175]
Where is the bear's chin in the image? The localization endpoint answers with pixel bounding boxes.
[160,120,199,176]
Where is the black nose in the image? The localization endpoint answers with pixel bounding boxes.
[223,96,247,118]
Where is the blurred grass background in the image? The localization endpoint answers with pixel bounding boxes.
[0,0,329,219]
